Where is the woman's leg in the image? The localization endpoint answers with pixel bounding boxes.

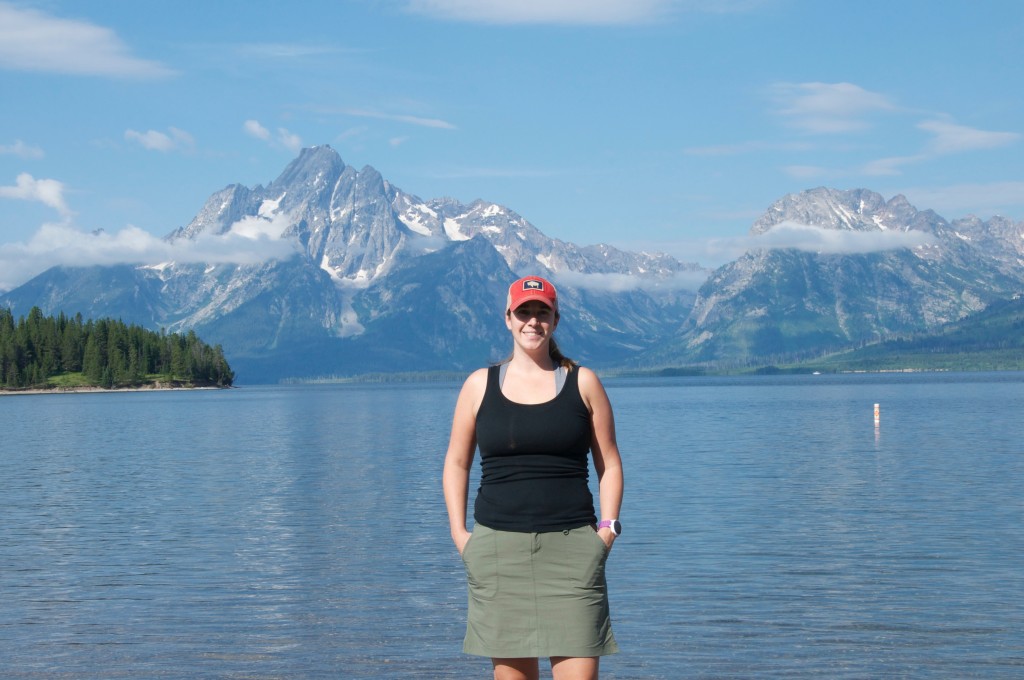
[492,657,540,680]
[550,656,599,680]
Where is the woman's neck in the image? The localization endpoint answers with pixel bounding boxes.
[501,351,559,403]
[510,346,555,372]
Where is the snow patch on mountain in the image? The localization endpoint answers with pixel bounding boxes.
[535,253,555,269]
[258,194,285,218]
[320,254,342,282]
[397,202,438,236]
[444,217,471,241]
[337,304,365,337]
[141,261,173,273]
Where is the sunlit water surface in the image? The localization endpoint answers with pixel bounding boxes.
[2,372,1022,678]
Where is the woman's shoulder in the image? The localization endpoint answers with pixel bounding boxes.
[463,366,490,386]
[575,366,611,408]
[453,368,492,419]
[459,367,491,397]
[575,365,601,386]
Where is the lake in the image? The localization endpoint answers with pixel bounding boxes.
[2,372,1022,678]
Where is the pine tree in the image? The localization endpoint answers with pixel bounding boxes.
[0,309,233,389]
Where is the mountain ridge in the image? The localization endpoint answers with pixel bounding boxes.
[643,187,1024,368]
[2,149,1021,381]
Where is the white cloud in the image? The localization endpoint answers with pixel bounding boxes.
[243,119,271,140]
[0,2,174,78]
[124,127,195,152]
[0,168,299,291]
[751,221,935,255]
[0,217,299,292]
[403,0,666,24]
[767,83,1020,182]
[400,0,760,24]
[337,107,457,130]
[0,140,45,159]
[898,181,1024,218]
[771,82,897,134]
[555,269,708,293]
[225,211,293,240]
[918,119,1020,155]
[862,120,1020,177]
[244,119,303,152]
[277,128,303,154]
[861,155,921,177]
[0,173,71,218]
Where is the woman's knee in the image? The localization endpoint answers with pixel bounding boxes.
[492,657,540,680]
[550,656,599,680]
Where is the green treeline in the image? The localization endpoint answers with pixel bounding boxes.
[0,307,234,389]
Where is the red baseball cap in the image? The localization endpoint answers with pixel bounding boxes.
[506,276,558,312]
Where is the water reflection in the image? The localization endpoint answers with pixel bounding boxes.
[2,374,1023,678]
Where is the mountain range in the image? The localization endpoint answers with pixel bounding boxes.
[2,146,1021,382]
[641,188,1024,368]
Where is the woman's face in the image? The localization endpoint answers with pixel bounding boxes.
[506,300,558,351]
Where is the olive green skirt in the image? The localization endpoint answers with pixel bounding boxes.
[461,523,619,658]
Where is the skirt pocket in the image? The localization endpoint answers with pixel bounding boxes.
[570,526,610,590]
[462,525,499,601]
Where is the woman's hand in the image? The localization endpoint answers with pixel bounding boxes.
[453,529,472,557]
[597,527,616,551]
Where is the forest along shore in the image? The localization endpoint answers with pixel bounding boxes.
[0,384,231,396]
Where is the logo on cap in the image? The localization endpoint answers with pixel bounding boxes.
[523,279,544,291]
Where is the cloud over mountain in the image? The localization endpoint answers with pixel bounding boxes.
[751,221,935,255]
[0,219,298,292]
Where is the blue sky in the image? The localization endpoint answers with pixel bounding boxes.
[1,0,1022,291]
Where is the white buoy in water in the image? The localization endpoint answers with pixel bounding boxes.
[874,403,880,425]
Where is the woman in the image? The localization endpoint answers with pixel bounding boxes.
[443,275,624,680]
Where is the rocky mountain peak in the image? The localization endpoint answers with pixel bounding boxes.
[170,183,259,241]
[9,145,1021,381]
[752,187,892,235]
[270,145,348,189]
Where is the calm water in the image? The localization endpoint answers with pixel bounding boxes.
[2,372,1023,678]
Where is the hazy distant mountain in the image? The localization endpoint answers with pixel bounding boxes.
[803,293,1024,372]
[1,146,702,381]
[3,150,1021,379]
[636,188,1024,367]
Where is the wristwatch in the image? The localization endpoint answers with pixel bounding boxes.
[598,519,621,536]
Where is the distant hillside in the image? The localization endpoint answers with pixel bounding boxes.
[2,150,1022,381]
[793,295,1024,372]
[637,188,1024,369]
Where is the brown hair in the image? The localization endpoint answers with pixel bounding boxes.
[547,336,576,372]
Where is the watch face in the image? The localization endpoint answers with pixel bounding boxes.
[611,520,622,535]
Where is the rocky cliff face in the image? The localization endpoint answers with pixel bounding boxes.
[1,146,701,381]
[3,158,1021,378]
[638,188,1024,366]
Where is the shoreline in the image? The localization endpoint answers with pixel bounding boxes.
[0,385,230,396]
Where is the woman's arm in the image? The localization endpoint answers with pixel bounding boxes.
[442,368,487,555]
[579,367,624,550]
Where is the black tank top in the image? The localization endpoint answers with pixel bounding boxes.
[473,364,596,532]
